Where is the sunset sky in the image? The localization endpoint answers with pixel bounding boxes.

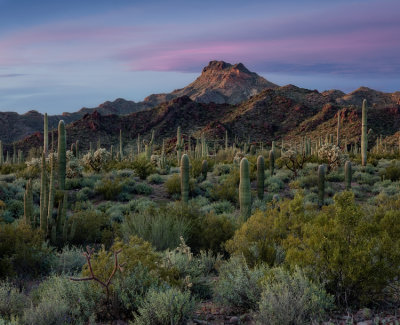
[0,0,399,114]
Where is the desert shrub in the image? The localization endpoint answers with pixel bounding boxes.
[51,246,86,275]
[213,163,232,176]
[164,238,222,299]
[0,281,29,320]
[67,210,113,246]
[133,182,153,195]
[132,156,155,180]
[214,256,266,313]
[381,161,400,181]
[200,200,234,215]
[3,199,24,220]
[81,236,177,287]
[254,267,334,325]
[133,287,196,325]
[353,171,380,186]
[197,213,236,253]
[210,167,240,203]
[76,186,95,201]
[296,174,318,189]
[278,149,310,177]
[225,209,279,267]
[146,173,163,184]
[284,191,400,307]
[122,206,191,251]
[94,178,123,200]
[26,275,101,324]
[265,175,284,192]
[0,223,54,279]
[165,173,194,197]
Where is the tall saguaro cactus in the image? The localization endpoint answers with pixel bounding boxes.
[361,99,368,166]
[269,149,275,176]
[318,164,325,207]
[180,154,189,204]
[257,155,265,200]
[47,153,56,232]
[239,158,251,221]
[24,179,33,225]
[44,113,48,154]
[40,153,48,233]
[336,111,341,147]
[345,161,352,190]
[119,129,123,160]
[176,127,183,165]
[57,120,66,190]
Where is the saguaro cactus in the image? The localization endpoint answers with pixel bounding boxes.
[345,161,352,190]
[24,179,33,225]
[47,152,56,231]
[180,154,189,203]
[201,159,208,181]
[58,120,66,190]
[361,99,368,166]
[257,155,265,200]
[44,113,48,154]
[176,127,183,165]
[269,149,275,176]
[239,157,251,221]
[0,141,3,165]
[336,111,341,147]
[318,164,325,207]
[119,129,123,160]
[225,130,228,150]
[40,153,48,233]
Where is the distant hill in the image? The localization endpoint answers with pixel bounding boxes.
[12,84,400,155]
[0,60,277,144]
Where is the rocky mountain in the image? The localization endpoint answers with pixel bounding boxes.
[0,61,276,143]
[144,60,277,106]
[12,83,400,155]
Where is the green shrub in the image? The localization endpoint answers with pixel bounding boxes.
[200,200,234,215]
[165,174,194,197]
[0,223,54,279]
[210,168,240,203]
[284,191,400,307]
[26,275,101,324]
[214,256,266,313]
[133,287,196,325]
[381,162,400,181]
[147,173,163,184]
[67,210,113,247]
[133,182,153,195]
[132,156,155,180]
[254,267,334,325]
[122,206,191,251]
[164,238,221,299]
[0,281,29,320]
[94,178,123,200]
[76,186,95,201]
[51,246,86,275]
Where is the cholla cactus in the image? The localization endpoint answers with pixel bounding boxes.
[233,152,245,166]
[318,144,346,170]
[82,148,111,172]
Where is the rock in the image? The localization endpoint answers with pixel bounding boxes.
[228,316,239,324]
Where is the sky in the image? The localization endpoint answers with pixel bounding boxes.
[0,0,399,114]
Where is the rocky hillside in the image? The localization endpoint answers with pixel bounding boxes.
[0,61,276,143]
[144,60,277,106]
[12,83,400,155]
